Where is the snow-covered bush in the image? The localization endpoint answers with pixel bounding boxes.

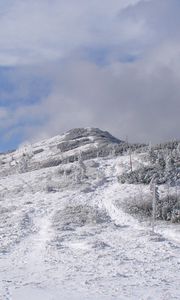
[171,208,180,223]
[121,195,152,217]
[125,140,180,186]
[156,194,180,222]
[118,164,180,186]
[52,205,111,231]
[18,154,29,173]
[118,166,165,185]
[121,193,180,222]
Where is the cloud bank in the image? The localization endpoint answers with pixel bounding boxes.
[0,0,180,150]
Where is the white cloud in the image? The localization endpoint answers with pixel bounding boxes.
[0,0,148,66]
[9,41,179,144]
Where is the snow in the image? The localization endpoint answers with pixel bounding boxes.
[0,136,180,300]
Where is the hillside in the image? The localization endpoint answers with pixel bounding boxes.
[0,128,180,300]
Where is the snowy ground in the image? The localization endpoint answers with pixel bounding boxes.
[0,155,180,300]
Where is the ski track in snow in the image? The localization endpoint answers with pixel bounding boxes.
[0,156,180,300]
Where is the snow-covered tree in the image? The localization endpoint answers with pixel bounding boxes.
[18,154,29,173]
[165,155,175,172]
[78,151,86,180]
[156,152,165,169]
[148,147,157,164]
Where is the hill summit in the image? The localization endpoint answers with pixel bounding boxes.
[0,128,125,176]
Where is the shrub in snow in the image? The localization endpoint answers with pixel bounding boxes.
[121,195,152,217]
[46,184,57,193]
[119,140,180,186]
[41,158,62,169]
[118,164,180,186]
[33,148,44,155]
[122,193,180,223]
[18,154,29,173]
[165,155,175,172]
[118,166,164,185]
[148,147,157,164]
[157,195,180,222]
[52,205,110,231]
[171,208,180,223]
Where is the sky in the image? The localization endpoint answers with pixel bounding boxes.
[0,0,180,151]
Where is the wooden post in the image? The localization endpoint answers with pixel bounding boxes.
[152,183,156,233]
[129,148,133,173]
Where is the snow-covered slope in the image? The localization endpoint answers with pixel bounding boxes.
[0,128,123,176]
[0,128,180,300]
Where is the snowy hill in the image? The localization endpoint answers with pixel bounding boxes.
[0,128,124,175]
[0,128,180,300]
